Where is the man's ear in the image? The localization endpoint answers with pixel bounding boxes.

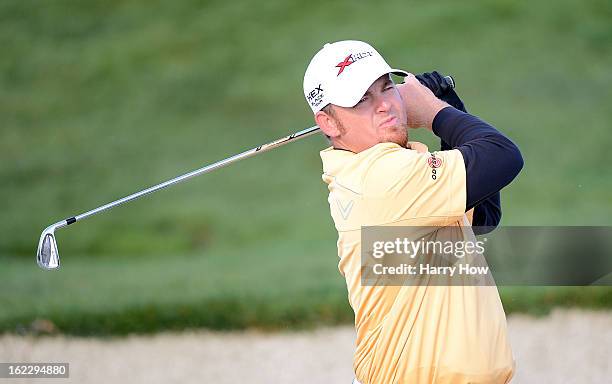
[315,110,342,138]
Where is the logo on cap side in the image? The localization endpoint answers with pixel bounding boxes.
[335,51,374,76]
[306,84,324,108]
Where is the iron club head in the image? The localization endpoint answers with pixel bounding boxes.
[37,224,61,270]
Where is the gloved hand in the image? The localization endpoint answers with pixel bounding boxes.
[415,71,468,150]
[415,71,467,113]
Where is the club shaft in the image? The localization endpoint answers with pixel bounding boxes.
[65,125,321,225]
[61,75,455,227]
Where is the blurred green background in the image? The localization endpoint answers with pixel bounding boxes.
[1,0,611,335]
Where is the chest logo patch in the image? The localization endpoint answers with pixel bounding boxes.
[335,199,354,220]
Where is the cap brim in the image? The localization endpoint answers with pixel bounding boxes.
[331,68,409,108]
[390,69,409,77]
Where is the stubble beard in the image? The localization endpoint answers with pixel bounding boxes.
[331,116,409,151]
[382,123,409,148]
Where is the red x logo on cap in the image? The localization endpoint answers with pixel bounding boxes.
[335,54,354,76]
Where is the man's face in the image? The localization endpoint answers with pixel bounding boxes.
[326,74,408,152]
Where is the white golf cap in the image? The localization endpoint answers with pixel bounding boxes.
[303,40,408,114]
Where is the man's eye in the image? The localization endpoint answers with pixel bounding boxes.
[383,85,394,91]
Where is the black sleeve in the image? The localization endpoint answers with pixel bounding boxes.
[471,192,501,234]
[440,115,503,234]
[432,107,523,213]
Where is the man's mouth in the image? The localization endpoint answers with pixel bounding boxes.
[379,116,398,128]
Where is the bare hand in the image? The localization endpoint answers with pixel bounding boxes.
[397,74,449,130]
[407,141,429,153]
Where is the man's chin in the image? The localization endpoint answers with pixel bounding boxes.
[381,125,409,147]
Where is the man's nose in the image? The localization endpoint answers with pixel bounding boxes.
[376,96,391,113]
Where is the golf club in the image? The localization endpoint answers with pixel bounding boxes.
[37,75,455,270]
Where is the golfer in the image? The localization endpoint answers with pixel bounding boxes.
[303,40,523,383]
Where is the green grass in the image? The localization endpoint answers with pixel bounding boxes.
[1,240,354,335]
[1,0,611,334]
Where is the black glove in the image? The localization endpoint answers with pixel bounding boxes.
[415,71,467,113]
[415,71,467,150]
